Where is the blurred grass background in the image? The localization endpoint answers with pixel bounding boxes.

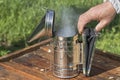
[0,0,120,56]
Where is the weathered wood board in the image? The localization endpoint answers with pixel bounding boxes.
[0,40,120,80]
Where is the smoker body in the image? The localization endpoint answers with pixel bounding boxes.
[53,36,82,78]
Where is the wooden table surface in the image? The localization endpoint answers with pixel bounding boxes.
[0,40,120,80]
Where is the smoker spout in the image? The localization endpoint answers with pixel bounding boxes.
[28,10,55,43]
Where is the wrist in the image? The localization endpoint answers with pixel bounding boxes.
[109,0,120,14]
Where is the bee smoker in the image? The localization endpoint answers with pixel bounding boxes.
[53,26,83,78]
[28,10,97,78]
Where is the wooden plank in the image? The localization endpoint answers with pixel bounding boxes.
[10,50,120,79]
[0,65,32,80]
[90,52,120,79]
[12,50,120,80]
[0,38,53,62]
[93,53,120,71]
[0,55,119,80]
[73,66,120,80]
[0,62,49,80]
[95,49,120,61]
[13,52,51,70]
[97,67,120,80]
[0,44,120,79]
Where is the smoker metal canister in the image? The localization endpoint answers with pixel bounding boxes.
[53,35,82,78]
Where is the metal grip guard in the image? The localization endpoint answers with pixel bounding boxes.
[82,28,97,76]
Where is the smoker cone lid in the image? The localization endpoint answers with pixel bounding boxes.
[82,28,97,76]
[27,10,55,43]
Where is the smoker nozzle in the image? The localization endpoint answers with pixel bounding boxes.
[27,10,55,43]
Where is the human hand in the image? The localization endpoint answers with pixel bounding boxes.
[77,1,116,34]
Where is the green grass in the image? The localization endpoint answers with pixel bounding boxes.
[96,24,120,55]
[0,0,120,56]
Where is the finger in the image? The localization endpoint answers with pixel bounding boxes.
[95,20,108,32]
[77,18,86,34]
[77,15,91,34]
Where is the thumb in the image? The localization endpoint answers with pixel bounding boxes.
[95,20,108,32]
